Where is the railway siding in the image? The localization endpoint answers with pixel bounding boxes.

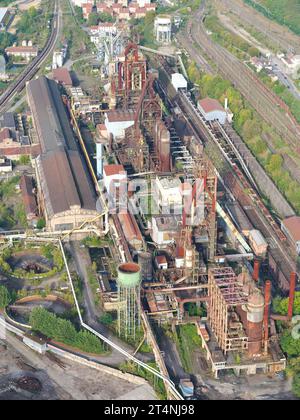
[189,15,300,153]
[222,124,295,218]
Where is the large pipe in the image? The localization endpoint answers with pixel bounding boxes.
[253,260,260,282]
[263,280,271,354]
[288,272,297,320]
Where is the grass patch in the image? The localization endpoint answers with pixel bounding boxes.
[175,323,202,374]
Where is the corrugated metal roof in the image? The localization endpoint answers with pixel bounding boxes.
[198,98,225,114]
[27,76,78,153]
[282,216,300,242]
[27,76,97,218]
[53,68,73,87]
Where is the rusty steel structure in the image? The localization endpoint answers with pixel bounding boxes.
[288,272,297,320]
[208,267,249,354]
[156,55,296,289]
[134,74,162,133]
[263,280,272,354]
[253,260,260,282]
[116,42,147,109]
[192,157,218,263]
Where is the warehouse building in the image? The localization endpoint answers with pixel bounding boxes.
[27,76,99,232]
[197,98,227,125]
[282,216,300,255]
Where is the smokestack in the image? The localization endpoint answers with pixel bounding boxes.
[253,260,260,282]
[288,272,297,320]
[224,97,228,110]
[263,280,271,354]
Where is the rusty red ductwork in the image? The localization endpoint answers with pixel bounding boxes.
[263,280,272,353]
[253,260,260,282]
[288,272,297,320]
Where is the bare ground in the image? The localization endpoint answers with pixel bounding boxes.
[0,334,156,400]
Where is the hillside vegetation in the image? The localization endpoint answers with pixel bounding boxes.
[245,0,300,35]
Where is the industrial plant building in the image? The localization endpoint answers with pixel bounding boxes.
[27,76,99,232]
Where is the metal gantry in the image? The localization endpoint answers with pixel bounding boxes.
[208,267,249,354]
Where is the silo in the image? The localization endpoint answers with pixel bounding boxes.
[117,263,142,340]
[138,252,153,283]
[159,126,171,172]
[246,290,264,356]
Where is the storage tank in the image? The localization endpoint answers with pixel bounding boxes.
[138,252,153,282]
[117,263,141,288]
[247,290,264,356]
[117,263,142,340]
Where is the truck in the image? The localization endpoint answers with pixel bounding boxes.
[179,378,194,399]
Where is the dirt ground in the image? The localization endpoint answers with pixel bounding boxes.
[0,333,156,400]
[19,0,41,11]
[190,350,297,400]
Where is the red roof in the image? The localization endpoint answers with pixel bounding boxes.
[156,255,168,265]
[103,164,125,176]
[0,128,12,142]
[282,216,300,242]
[198,98,225,114]
[106,110,135,122]
[118,212,143,243]
[176,246,185,259]
[6,46,38,54]
[53,68,73,87]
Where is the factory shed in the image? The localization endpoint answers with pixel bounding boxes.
[171,73,187,92]
[118,212,143,250]
[27,76,98,232]
[282,216,300,255]
[53,68,73,87]
[151,215,181,245]
[1,112,16,130]
[103,164,127,194]
[198,98,227,125]
[20,175,38,224]
[248,230,268,257]
[105,110,135,139]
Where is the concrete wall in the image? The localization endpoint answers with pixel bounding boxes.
[199,108,227,125]
[47,344,149,386]
[224,125,295,219]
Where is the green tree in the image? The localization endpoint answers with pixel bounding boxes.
[0,285,10,309]
[281,330,300,357]
[99,12,115,23]
[37,218,46,230]
[100,313,114,325]
[273,292,300,316]
[88,12,99,26]
[293,372,300,398]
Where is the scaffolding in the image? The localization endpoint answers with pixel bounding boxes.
[208,267,248,354]
[118,284,141,341]
[116,43,147,109]
[117,263,142,341]
[189,157,218,263]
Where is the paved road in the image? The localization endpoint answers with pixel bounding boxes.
[2,332,156,400]
[69,241,152,367]
[153,324,186,383]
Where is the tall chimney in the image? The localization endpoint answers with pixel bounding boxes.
[253,260,260,282]
[288,272,297,320]
[263,280,271,354]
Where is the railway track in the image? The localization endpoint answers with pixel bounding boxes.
[0,0,60,113]
[184,5,300,154]
[157,57,296,289]
[217,0,300,54]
